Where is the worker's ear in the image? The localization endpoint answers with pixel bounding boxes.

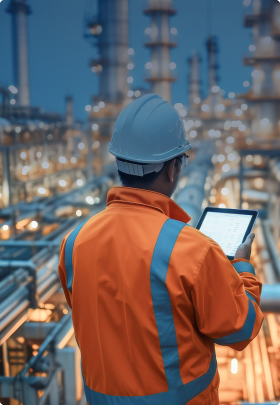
[166,159,176,183]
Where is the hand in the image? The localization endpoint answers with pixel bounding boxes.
[234,233,255,261]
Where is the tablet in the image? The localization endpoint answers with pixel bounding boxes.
[196,207,259,260]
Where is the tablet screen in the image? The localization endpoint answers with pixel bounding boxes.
[199,211,253,257]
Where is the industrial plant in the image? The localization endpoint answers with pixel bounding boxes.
[0,0,280,404]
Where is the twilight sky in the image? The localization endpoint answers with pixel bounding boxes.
[0,0,253,121]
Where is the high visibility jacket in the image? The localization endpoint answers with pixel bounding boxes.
[58,187,264,405]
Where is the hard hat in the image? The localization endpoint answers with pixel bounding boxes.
[108,94,191,176]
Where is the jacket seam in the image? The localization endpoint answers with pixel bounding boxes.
[190,243,216,290]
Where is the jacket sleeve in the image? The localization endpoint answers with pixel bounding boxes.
[58,236,72,309]
[191,242,264,351]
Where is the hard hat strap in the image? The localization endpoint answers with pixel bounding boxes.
[116,158,164,177]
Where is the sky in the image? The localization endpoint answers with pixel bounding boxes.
[0,0,253,121]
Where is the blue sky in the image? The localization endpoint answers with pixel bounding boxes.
[0,0,253,120]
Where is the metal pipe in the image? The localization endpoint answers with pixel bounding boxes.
[260,284,280,312]
[0,241,60,247]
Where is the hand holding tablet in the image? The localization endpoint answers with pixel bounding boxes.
[196,207,259,260]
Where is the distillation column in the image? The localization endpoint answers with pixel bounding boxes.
[243,0,280,141]
[144,0,177,103]
[7,0,31,106]
[188,52,202,115]
[206,35,219,93]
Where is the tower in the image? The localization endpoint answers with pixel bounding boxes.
[7,0,31,106]
[144,0,177,103]
[243,0,280,142]
[188,51,202,115]
[206,36,219,93]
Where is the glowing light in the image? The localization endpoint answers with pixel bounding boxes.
[127,63,134,70]
[246,155,253,162]
[187,120,194,127]
[92,124,98,131]
[249,44,256,52]
[243,81,250,87]
[10,99,16,105]
[42,162,49,169]
[95,197,100,204]
[170,27,177,35]
[263,36,271,44]
[228,92,235,99]
[127,48,134,55]
[219,203,227,208]
[86,196,94,205]
[31,221,38,229]
[195,120,201,127]
[194,97,201,104]
[215,130,221,138]
[38,187,46,195]
[76,210,82,217]
[85,105,91,112]
[20,152,27,159]
[70,157,76,164]
[8,85,18,94]
[92,141,100,149]
[47,134,53,141]
[169,62,176,70]
[210,196,216,203]
[145,27,152,35]
[22,166,30,175]
[252,70,260,78]
[224,121,231,130]
[127,76,133,83]
[261,118,269,126]
[15,126,21,133]
[63,309,69,314]
[59,156,66,163]
[190,130,197,138]
[174,103,183,110]
[146,62,153,69]
[201,104,209,112]
[246,138,253,145]
[217,104,225,111]
[218,154,225,162]
[93,106,100,112]
[241,104,248,111]
[228,153,236,161]
[135,90,141,97]
[253,155,262,165]
[77,179,83,186]
[235,109,243,117]
[127,90,134,97]
[78,143,85,150]
[36,151,42,158]
[59,180,67,187]
[221,187,229,196]
[2,225,9,231]
[99,101,105,108]
[227,136,235,144]
[231,358,238,374]
[211,86,220,93]
[209,129,216,137]
[178,109,187,117]
[222,164,230,172]
[39,122,44,129]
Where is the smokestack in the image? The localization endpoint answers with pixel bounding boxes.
[188,52,202,113]
[65,96,74,125]
[206,36,219,93]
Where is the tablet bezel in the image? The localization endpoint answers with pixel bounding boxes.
[196,207,259,260]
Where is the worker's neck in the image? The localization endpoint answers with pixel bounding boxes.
[123,183,172,198]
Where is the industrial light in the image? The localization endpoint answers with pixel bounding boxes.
[210,196,216,203]
[20,152,27,159]
[187,120,194,127]
[227,136,235,144]
[219,203,227,208]
[127,90,134,97]
[242,202,249,209]
[8,85,18,94]
[211,86,220,93]
[145,62,152,69]
[190,130,197,138]
[93,106,100,112]
[239,124,246,132]
[217,104,225,111]
[38,187,47,195]
[63,309,69,314]
[195,120,201,127]
[215,130,221,138]
[246,155,253,162]
[47,134,53,141]
[170,27,177,35]
[178,109,187,117]
[249,44,256,52]
[201,104,209,112]
[209,129,215,137]
[77,179,83,187]
[253,155,262,165]
[127,63,134,70]
[235,109,243,117]
[85,105,91,112]
[76,210,82,217]
[231,358,238,374]
[70,157,77,163]
[134,90,141,98]
[228,92,235,99]
[252,70,260,78]
[127,48,134,55]
[39,122,44,129]
[194,97,201,104]
[95,197,100,204]
[59,180,67,187]
[254,177,264,189]
[31,221,38,229]
[217,154,225,162]
[86,196,94,205]
[145,27,152,35]
[225,146,232,153]
[42,161,49,169]
[22,166,30,175]
[78,143,85,150]
[127,76,133,83]
[214,173,221,181]
[224,121,231,130]
[222,164,230,173]
[221,188,229,196]
[2,225,9,231]
[59,156,66,163]
[243,81,250,87]
[261,118,269,126]
[228,153,236,161]
[204,183,211,190]
[174,103,183,110]
[241,104,248,110]
[263,36,271,44]
[92,141,100,149]
[99,101,105,108]
[169,62,176,70]
[246,138,253,145]
[10,99,16,105]
[36,151,42,158]
[92,124,98,131]
[15,126,21,133]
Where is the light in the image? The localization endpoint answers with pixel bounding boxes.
[39,122,44,129]
[8,85,18,94]
[31,221,38,229]
[210,196,216,203]
[187,120,194,127]
[263,36,271,44]
[127,48,134,55]
[32,344,39,350]
[127,90,134,97]
[252,70,260,78]
[211,189,217,195]
[231,358,238,374]
[254,177,264,189]
[70,157,77,164]
[95,197,100,204]
[169,62,176,70]
[228,153,236,161]
[227,136,235,144]
[38,187,46,195]
[235,109,243,117]
[92,141,100,149]
[76,210,82,217]
[239,124,246,132]
[211,155,218,164]
[135,90,141,97]
[85,105,91,112]
[15,126,21,133]
[47,134,53,141]
[190,130,197,138]
[242,202,249,209]
[214,173,221,181]
[224,121,231,130]
[92,124,98,131]
[178,109,187,117]
[246,138,253,145]
[59,156,66,163]
[219,203,227,208]
[249,44,256,52]
[217,104,225,111]
[246,155,253,162]
[253,155,262,165]
[77,179,83,186]
[20,152,27,159]
[195,120,201,127]
[36,151,42,158]
[201,104,209,112]
[209,129,216,137]
[215,130,221,138]
[241,104,248,110]
[10,99,16,105]
[228,92,235,99]
[63,308,69,314]
[221,187,229,196]
[127,63,134,70]
[127,76,133,84]
[145,27,152,35]
[2,225,9,231]
[59,179,67,187]
[22,166,30,175]
[42,161,49,169]
[211,86,220,93]
[222,164,230,172]
[99,101,105,108]
[218,154,225,163]
[145,62,153,69]
[261,118,269,126]
[93,106,100,112]
[170,27,177,35]
[78,142,85,150]
[86,196,94,205]
[194,97,201,104]
[243,81,250,87]
[174,103,183,110]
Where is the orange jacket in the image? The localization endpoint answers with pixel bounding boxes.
[58,187,264,405]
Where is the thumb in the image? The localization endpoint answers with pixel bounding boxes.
[245,233,255,244]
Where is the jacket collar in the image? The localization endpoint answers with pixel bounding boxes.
[107,186,191,223]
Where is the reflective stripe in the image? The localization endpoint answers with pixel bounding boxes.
[245,290,257,304]
[213,298,256,345]
[150,218,185,390]
[83,349,217,405]
[64,219,89,293]
[233,261,255,276]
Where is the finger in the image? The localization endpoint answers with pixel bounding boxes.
[245,233,255,244]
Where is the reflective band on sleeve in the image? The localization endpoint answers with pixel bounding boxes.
[233,261,256,276]
[64,219,89,294]
[212,298,256,345]
[245,290,258,304]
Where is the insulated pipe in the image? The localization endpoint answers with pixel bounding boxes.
[260,284,280,312]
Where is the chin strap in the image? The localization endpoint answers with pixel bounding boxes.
[116,158,164,177]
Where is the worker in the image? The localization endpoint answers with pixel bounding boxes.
[58,94,264,405]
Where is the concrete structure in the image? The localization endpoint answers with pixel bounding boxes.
[7,0,31,106]
[144,0,177,103]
